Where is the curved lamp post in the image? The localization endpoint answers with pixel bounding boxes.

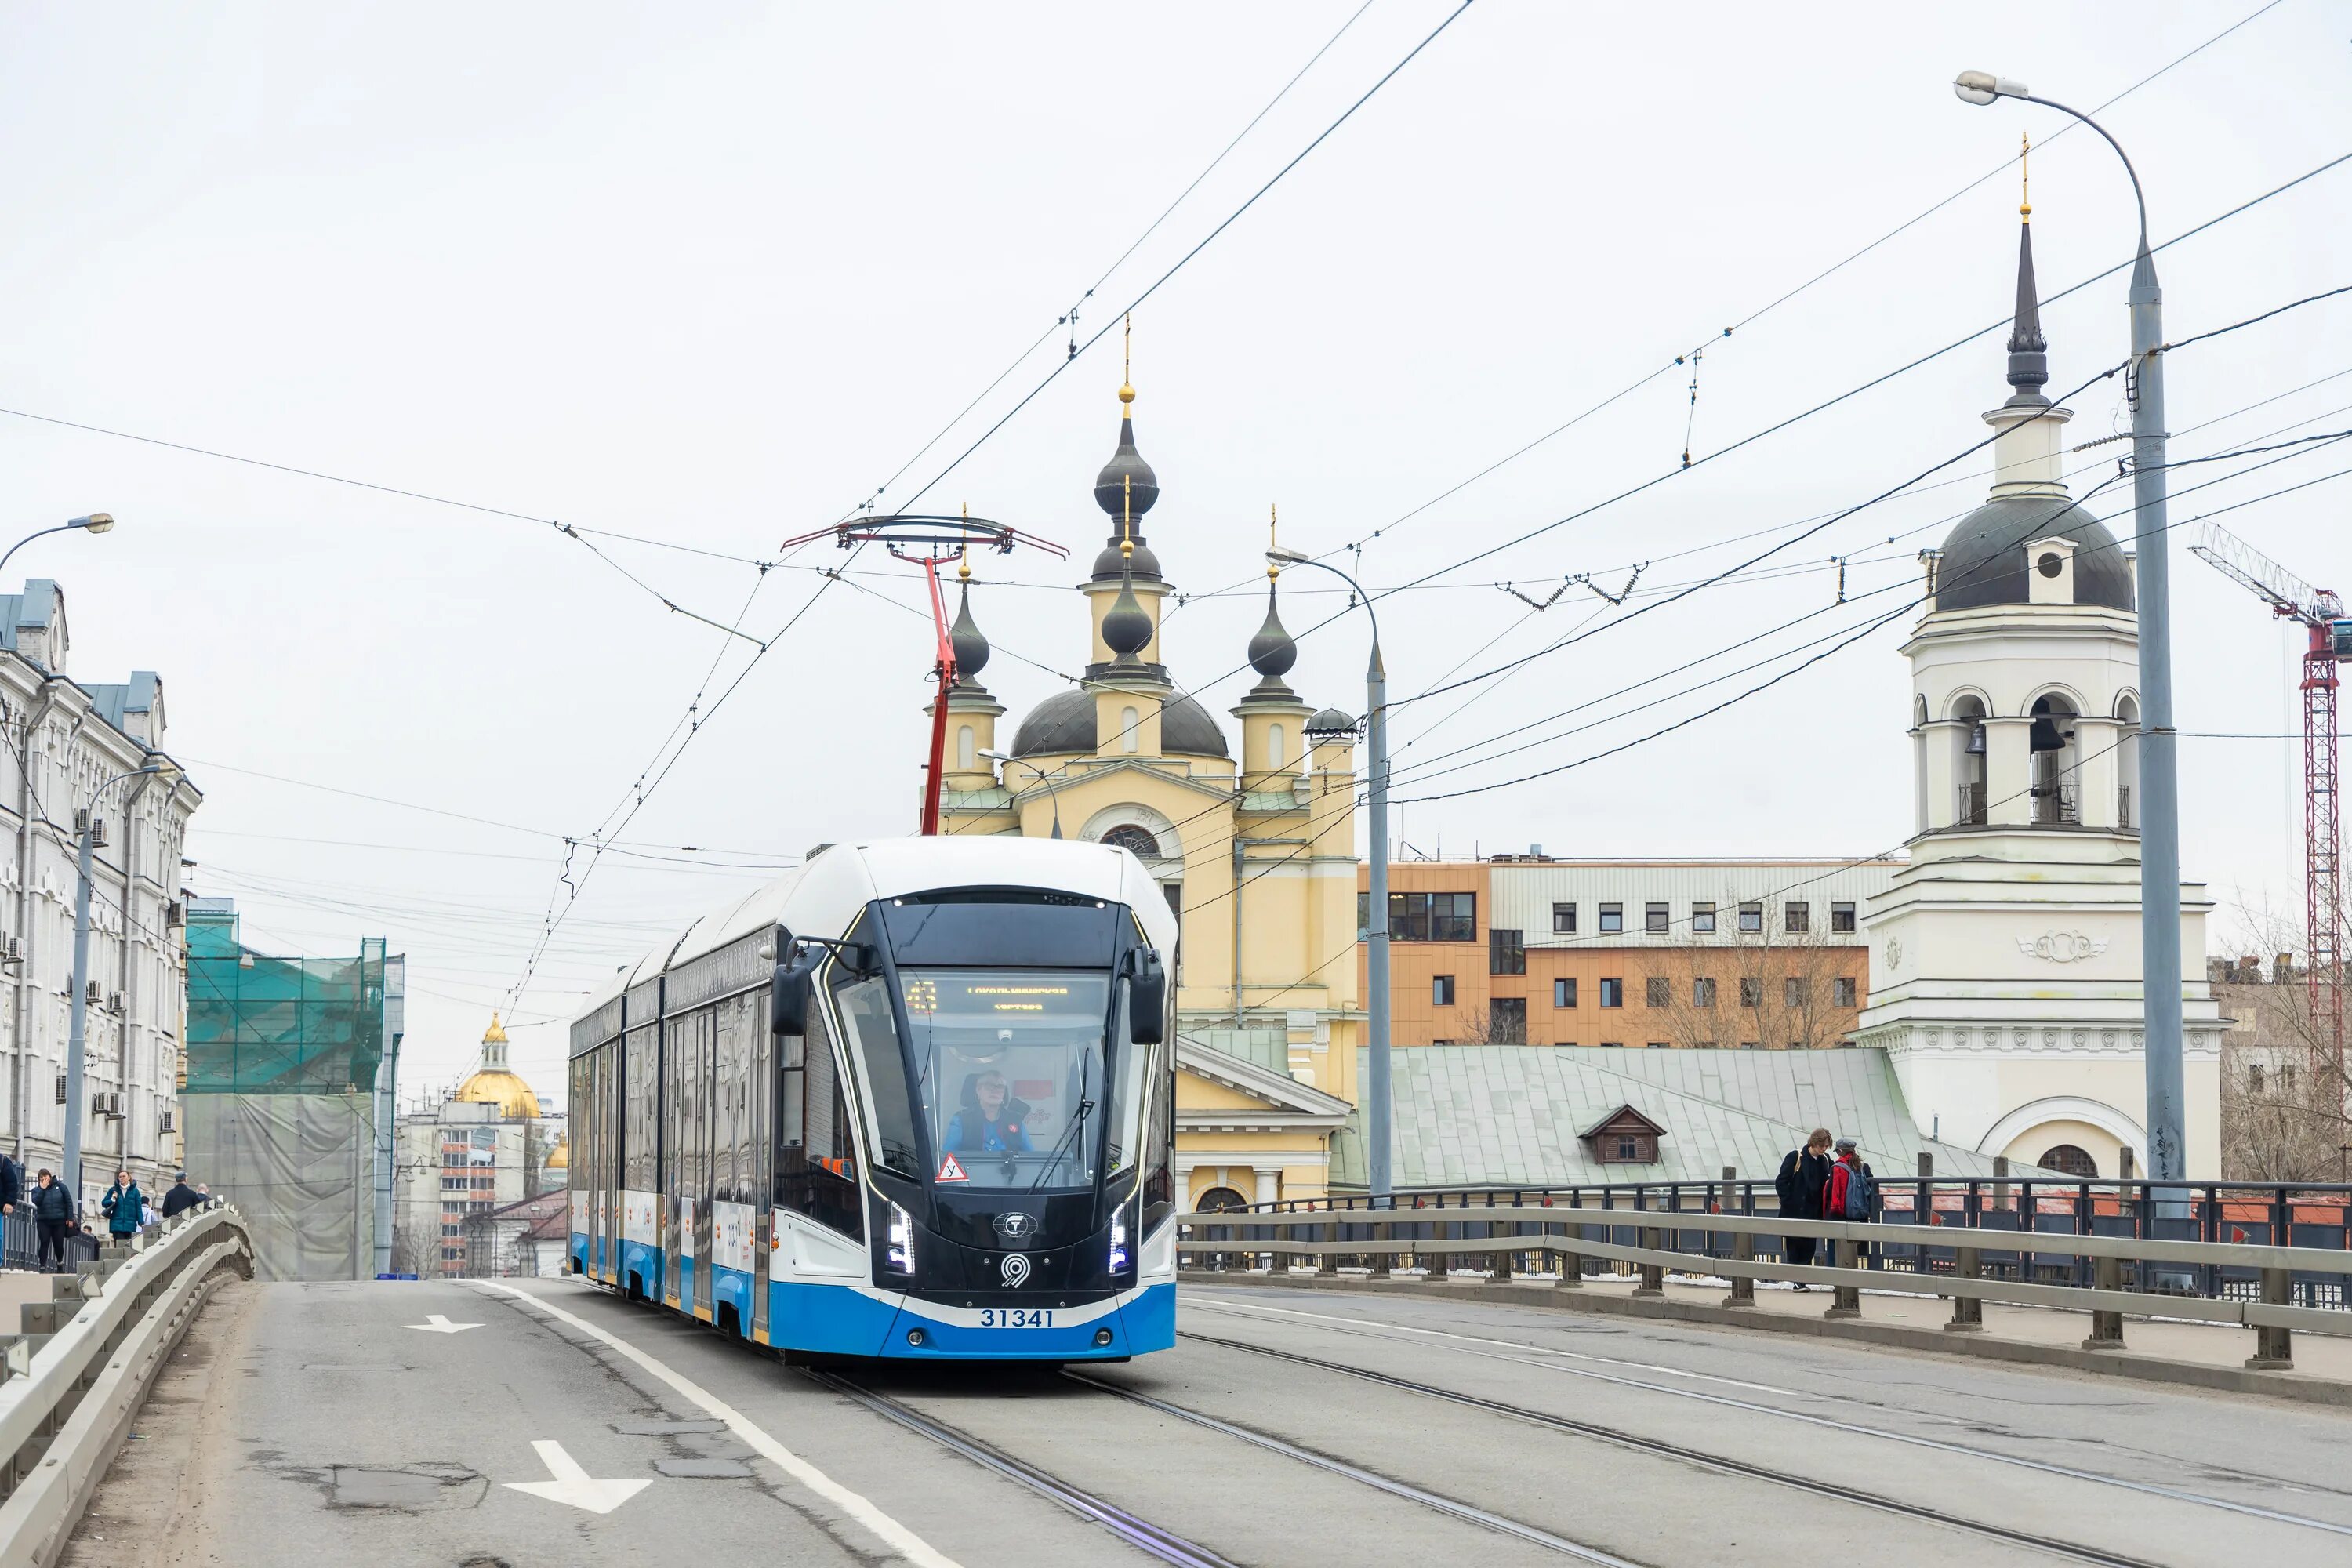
[0,514,114,581]
[1955,71,2185,1191]
[62,755,181,1207]
[1269,546,1393,1208]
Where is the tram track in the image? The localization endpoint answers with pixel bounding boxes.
[1176,1330,2164,1568]
[804,1370,1243,1568]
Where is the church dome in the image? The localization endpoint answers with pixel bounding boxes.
[452,1013,543,1120]
[1009,688,1229,758]
[1934,496,2133,613]
[545,1131,568,1171]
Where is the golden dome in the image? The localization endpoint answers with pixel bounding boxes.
[452,1012,541,1119]
[545,1131,568,1171]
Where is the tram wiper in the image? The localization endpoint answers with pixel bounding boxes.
[1029,1053,1094,1192]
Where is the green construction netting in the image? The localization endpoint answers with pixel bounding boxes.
[184,910,387,1094]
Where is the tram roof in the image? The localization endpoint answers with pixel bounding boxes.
[573,836,1171,1025]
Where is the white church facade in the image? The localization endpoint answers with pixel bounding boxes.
[1853,199,2223,1178]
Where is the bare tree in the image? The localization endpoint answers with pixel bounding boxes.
[1436,1004,1527,1045]
[2216,899,2352,1181]
[1647,893,1864,1051]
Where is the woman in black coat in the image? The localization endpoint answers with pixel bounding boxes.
[1774,1129,1835,1285]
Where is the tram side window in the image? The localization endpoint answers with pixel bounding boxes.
[834,974,923,1178]
[776,1006,864,1240]
[624,1025,658,1192]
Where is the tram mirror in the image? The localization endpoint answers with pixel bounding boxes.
[771,953,816,1036]
[1127,949,1167,1044]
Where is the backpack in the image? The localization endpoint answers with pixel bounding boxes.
[1841,1162,1876,1220]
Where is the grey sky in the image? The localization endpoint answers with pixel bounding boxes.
[0,4,2343,1101]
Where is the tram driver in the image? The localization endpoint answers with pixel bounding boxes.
[942,1069,1034,1155]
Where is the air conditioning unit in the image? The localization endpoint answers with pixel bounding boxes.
[165,901,183,931]
[84,981,101,1007]
[95,1092,122,1120]
[158,1109,175,1134]
[106,991,124,1015]
[88,818,106,848]
[1,935,20,966]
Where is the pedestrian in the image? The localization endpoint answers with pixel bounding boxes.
[99,1168,143,1243]
[160,1171,200,1221]
[0,1145,20,1218]
[1824,1138,1879,1265]
[31,1169,72,1272]
[1774,1128,1835,1287]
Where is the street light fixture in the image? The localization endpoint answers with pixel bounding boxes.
[61,755,182,1207]
[1266,546,1394,1209]
[1955,71,2186,1193]
[0,514,116,579]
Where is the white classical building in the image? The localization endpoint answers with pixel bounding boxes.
[0,579,200,1202]
[1854,207,2222,1178]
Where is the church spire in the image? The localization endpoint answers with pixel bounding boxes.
[2005,132,2049,407]
[1092,314,1160,549]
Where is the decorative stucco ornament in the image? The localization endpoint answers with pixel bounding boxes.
[1885,938,1902,971]
[2017,931,2107,963]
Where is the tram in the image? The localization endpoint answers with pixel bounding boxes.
[567,836,1178,1361]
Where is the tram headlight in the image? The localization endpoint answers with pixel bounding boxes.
[885,1203,916,1275]
[1108,1211,1130,1276]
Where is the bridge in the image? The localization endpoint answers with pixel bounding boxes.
[8,1189,2352,1568]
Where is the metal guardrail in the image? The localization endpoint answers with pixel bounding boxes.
[0,1205,252,1567]
[1176,1191,2352,1371]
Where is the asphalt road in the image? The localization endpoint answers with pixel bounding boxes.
[78,1276,2352,1568]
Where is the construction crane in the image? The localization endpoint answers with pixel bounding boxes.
[2190,522,2352,1090]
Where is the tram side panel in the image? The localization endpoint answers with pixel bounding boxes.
[621,1013,660,1298]
[770,1000,888,1356]
[709,993,761,1336]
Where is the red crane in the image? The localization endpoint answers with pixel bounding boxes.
[779,513,1065,835]
[2190,522,2350,1089]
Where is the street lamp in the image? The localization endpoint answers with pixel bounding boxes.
[62,754,182,1209]
[0,514,115,580]
[1954,72,2187,1192]
[980,749,1063,839]
[1269,545,1394,1209]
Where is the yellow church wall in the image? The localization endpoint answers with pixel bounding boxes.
[1175,1074,1268,1113]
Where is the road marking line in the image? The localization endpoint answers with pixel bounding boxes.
[477,1282,964,1568]
[505,1439,652,1514]
[405,1313,482,1334]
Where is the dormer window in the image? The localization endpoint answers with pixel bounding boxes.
[2025,535,2078,605]
[1579,1104,1667,1164]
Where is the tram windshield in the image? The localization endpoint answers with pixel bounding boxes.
[899,969,1115,1191]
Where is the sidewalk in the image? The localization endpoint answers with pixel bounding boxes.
[1184,1265,2352,1406]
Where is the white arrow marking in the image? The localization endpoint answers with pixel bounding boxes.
[503,1439,651,1515]
[403,1314,482,1334]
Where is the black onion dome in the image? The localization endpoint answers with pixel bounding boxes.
[949,580,991,684]
[1935,496,2134,612]
[1091,539,1163,582]
[1011,688,1229,757]
[1305,706,1359,740]
[1247,583,1297,679]
[1101,568,1153,659]
[1094,409,1160,521]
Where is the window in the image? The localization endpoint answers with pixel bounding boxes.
[956,724,975,771]
[2038,1143,2098,1178]
[2249,1062,2266,1094]
[1614,1136,1638,1160]
[1833,977,1856,1007]
[1600,1040,1623,1048]
[1645,977,1671,1007]
[1552,902,1577,934]
[1831,902,1857,933]
[1554,978,1576,1008]
[1784,901,1809,932]
[1120,706,1140,753]
[1740,1040,1759,1050]
[1490,997,1527,1044]
[1693,976,1716,1007]
[1102,824,1161,859]
[1489,928,1526,975]
[1268,723,1285,770]
[1785,977,1809,1007]
[1433,975,1456,1007]
[1599,902,1624,934]
[1599,978,1624,1008]
[1739,977,1762,1007]
[1388,891,1476,942]
[1738,903,1763,932]
[1692,902,1715,933]
[1647,1041,1668,1050]
[1645,902,1669,934]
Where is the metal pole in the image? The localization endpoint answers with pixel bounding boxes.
[1367,637,1392,1207]
[63,820,93,1210]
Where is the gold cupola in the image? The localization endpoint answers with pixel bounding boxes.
[451,1012,543,1120]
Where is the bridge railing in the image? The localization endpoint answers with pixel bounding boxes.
[1174,1179,2352,1372]
[0,1204,252,1563]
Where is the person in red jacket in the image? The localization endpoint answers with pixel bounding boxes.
[1824,1138,1876,1262]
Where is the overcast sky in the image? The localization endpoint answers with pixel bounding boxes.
[0,3,2343,1105]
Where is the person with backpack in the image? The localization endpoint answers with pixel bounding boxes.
[100,1169,144,1243]
[1824,1138,1879,1262]
[1773,1129,1835,1287]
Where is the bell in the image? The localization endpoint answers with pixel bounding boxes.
[2028,713,2068,753]
[1964,723,1986,756]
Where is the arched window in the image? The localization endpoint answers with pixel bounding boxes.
[1951,695,1988,825]
[1195,1186,1249,1213]
[1102,825,1162,859]
[2037,1143,2098,1178]
[1120,706,1140,753]
[1267,723,1286,770]
[2115,695,2140,829]
[956,724,975,771]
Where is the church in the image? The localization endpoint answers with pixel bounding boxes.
[938,360,1361,1209]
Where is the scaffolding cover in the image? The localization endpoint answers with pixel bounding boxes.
[181,904,399,1281]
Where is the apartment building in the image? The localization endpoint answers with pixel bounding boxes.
[1359,855,1902,1049]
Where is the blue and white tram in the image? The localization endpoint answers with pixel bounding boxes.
[567,836,1178,1361]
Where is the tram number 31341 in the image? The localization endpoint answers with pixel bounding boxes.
[978,1308,1056,1328]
